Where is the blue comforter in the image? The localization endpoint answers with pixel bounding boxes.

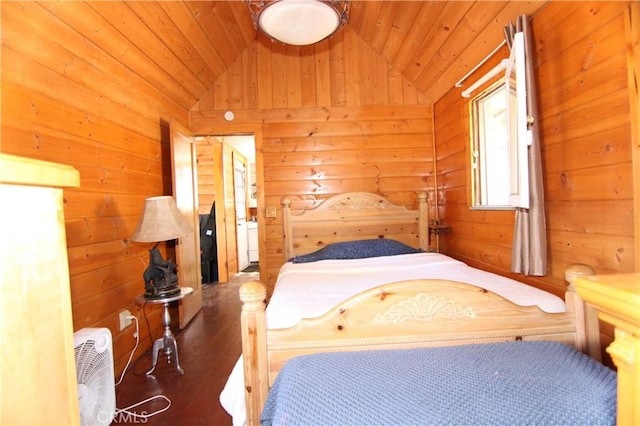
[262,341,616,426]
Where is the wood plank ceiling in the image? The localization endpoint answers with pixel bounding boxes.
[99,1,548,110]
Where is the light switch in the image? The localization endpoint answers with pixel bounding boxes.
[265,206,277,218]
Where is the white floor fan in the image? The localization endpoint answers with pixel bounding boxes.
[74,328,116,426]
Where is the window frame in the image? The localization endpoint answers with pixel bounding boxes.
[468,32,529,211]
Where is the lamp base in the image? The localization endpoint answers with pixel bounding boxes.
[142,247,181,299]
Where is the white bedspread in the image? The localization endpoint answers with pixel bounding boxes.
[220,252,566,425]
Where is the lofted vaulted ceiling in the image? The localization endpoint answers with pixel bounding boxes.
[114,1,548,109]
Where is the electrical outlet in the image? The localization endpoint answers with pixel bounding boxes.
[266,206,277,218]
[119,310,132,331]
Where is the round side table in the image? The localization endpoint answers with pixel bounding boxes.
[135,286,193,376]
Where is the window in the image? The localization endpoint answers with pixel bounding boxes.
[469,32,529,210]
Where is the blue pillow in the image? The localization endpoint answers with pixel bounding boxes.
[290,239,421,263]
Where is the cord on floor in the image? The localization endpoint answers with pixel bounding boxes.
[114,315,172,420]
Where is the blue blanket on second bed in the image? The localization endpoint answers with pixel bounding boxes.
[261,341,616,426]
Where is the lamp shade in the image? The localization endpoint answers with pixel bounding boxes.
[130,196,193,243]
[248,0,349,46]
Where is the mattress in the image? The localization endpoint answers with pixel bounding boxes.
[267,252,565,330]
[220,252,567,425]
[262,341,616,426]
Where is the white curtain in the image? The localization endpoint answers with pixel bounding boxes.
[506,16,547,276]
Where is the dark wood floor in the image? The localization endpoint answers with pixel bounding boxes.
[113,273,256,426]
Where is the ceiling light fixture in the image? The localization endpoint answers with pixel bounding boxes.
[247,0,349,46]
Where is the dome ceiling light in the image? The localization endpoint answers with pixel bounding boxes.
[247,0,349,46]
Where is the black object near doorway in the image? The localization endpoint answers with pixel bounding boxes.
[200,201,218,283]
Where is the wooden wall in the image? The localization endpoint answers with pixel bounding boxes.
[434,1,636,352]
[195,27,428,110]
[191,29,434,293]
[2,0,635,382]
[1,0,433,379]
[1,2,191,375]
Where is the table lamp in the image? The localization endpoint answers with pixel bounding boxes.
[131,196,193,299]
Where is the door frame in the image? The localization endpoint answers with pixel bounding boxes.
[194,125,265,284]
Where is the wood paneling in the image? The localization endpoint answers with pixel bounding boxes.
[191,24,436,293]
[192,105,434,295]
[1,0,636,387]
[195,28,428,111]
[0,1,203,375]
[187,1,549,109]
[624,3,640,270]
[434,1,635,356]
[437,0,634,286]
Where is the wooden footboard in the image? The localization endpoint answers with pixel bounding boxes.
[240,265,598,426]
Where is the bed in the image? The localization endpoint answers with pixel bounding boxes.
[221,192,608,425]
[259,274,639,426]
[261,341,616,425]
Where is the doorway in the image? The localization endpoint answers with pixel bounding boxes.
[195,134,257,282]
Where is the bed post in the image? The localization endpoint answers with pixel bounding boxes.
[417,191,429,251]
[240,281,268,426]
[281,196,293,261]
[564,264,601,361]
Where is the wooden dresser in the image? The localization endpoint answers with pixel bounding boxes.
[575,273,640,426]
[0,154,80,425]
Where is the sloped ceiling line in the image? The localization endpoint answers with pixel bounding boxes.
[199,1,548,106]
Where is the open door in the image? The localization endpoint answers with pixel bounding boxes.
[234,157,250,272]
[170,120,202,328]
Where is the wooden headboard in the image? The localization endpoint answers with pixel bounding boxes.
[280,192,429,260]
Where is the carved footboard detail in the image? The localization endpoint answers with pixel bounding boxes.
[372,293,476,324]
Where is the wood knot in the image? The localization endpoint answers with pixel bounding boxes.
[560,172,568,185]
